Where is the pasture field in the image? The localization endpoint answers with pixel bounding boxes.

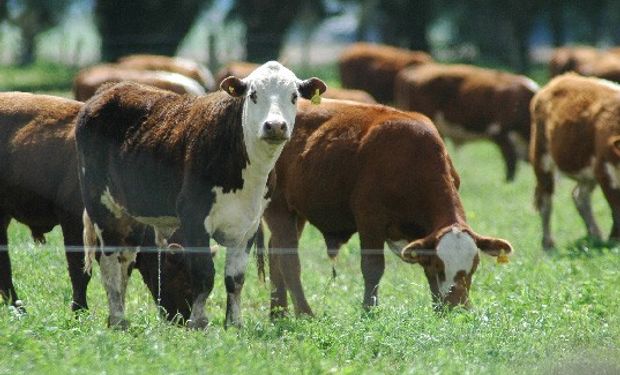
[1,140,619,374]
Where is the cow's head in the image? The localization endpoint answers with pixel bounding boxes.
[400,226,512,310]
[220,61,326,148]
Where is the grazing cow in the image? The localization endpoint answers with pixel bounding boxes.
[394,63,538,181]
[263,99,513,317]
[216,61,376,103]
[117,54,216,91]
[339,42,432,103]
[75,61,326,329]
[73,64,206,101]
[0,92,193,320]
[531,73,620,249]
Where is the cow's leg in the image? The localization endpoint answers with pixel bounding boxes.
[99,248,137,329]
[60,218,91,312]
[0,214,22,312]
[572,180,602,240]
[494,132,519,182]
[224,238,254,328]
[358,229,385,311]
[268,245,288,318]
[532,154,556,250]
[596,166,620,241]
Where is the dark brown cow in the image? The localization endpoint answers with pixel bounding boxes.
[75,61,326,329]
[394,63,538,181]
[0,92,193,320]
[216,61,376,103]
[531,73,620,249]
[263,99,513,317]
[339,42,432,103]
[117,54,216,91]
[73,64,206,101]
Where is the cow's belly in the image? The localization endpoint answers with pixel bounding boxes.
[433,112,493,143]
[204,186,268,248]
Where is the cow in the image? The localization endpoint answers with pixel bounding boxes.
[262,98,513,317]
[117,54,216,91]
[73,64,206,101]
[530,73,620,249]
[394,63,538,182]
[549,47,620,84]
[0,92,193,319]
[216,61,376,104]
[75,61,326,329]
[339,42,432,103]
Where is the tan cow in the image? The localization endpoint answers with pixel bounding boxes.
[339,42,432,103]
[549,46,620,83]
[531,73,620,249]
[395,63,538,181]
[262,98,513,316]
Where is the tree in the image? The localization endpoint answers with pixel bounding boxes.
[2,0,73,66]
[377,0,432,51]
[95,0,209,62]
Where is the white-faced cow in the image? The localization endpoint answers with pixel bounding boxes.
[531,73,620,249]
[262,99,513,317]
[75,61,326,329]
[394,63,538,181]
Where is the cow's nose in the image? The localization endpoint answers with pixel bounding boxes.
[263,120,288,142]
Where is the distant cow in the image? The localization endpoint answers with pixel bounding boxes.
[73,64,206,101]
[117,54,216,91]
[75,62,326,329]
[263,99,513,317]
[217,61,376,103]
[0,92,192,319]
[531,73,620,249]
[395,63,538,181]
[549,47,620,83]
[339,42,432,103]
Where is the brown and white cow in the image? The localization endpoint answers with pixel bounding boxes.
[117,54,216,91]
[0,92,193,319]
[262,99,513,317]
[75,61,326,329]
[394,63,538,181]
[531,73,620,249]
[73,64,206,101]
[216,61,377,104]
[339,42,432,103]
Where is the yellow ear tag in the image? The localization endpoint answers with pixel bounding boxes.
[497,249,510,264]
[228,86,235,94]
[311,88,321,105]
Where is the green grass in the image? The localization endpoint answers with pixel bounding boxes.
[1,140,619,374]
[0,63,78,93]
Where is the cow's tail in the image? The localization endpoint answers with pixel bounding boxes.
[82,210,98,275]
[255,221,266,283]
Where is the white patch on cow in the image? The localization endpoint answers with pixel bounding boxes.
[508,131,529,160]
[82,210,98,274]
[605,162,620,189]
[154,71,206,96]
[386,239,409,256]
[225,246,249,278]
[134,216,180,239]
[541,153,555,173]
[434,112,483,142]
[436,228,478,297]
[100,187,125,219]
[522,77,540,92]
[593,77,620,92]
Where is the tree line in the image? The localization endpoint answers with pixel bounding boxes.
[2,0,620,71]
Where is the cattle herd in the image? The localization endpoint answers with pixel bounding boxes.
[0,43,618,330]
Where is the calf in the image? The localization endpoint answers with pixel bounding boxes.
[73,64,206,101]
[531,73,620,249]
[117,54,216,91]
[75,61,326,329]
[0,92,193,318]
[339,42,432,103]
[394,63,538,181]
[263,99,512,317]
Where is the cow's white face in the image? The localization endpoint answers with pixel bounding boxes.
[220,61,326,157]
[435,228,479,301]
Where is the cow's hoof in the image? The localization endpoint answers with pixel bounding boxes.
[107,316,130,330]
[9,300,26,316]
[224,318,243,330]
[187,317,209,330]
[542,238,556,251]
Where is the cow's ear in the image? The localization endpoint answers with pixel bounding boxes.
[473,233,513,257]
[298,77,327,100]
[609,136,620,159]
[401,236,437,264]
[220,76,247,97]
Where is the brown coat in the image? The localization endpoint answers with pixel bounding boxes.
[263,99,512,316]
[117,54,216,90]
[0,92,192,319]
[549,47,620,83]
[531,73,620,248]
[394,63,538,181]
[73,64,205,101]
[339,42,432,103]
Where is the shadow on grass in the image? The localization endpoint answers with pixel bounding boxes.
[554,236,620,259]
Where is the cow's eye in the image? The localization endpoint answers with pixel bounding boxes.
[291,93,298,104]
[250,90,257,104]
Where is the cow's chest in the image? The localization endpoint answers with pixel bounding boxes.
[204,178,270,249]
